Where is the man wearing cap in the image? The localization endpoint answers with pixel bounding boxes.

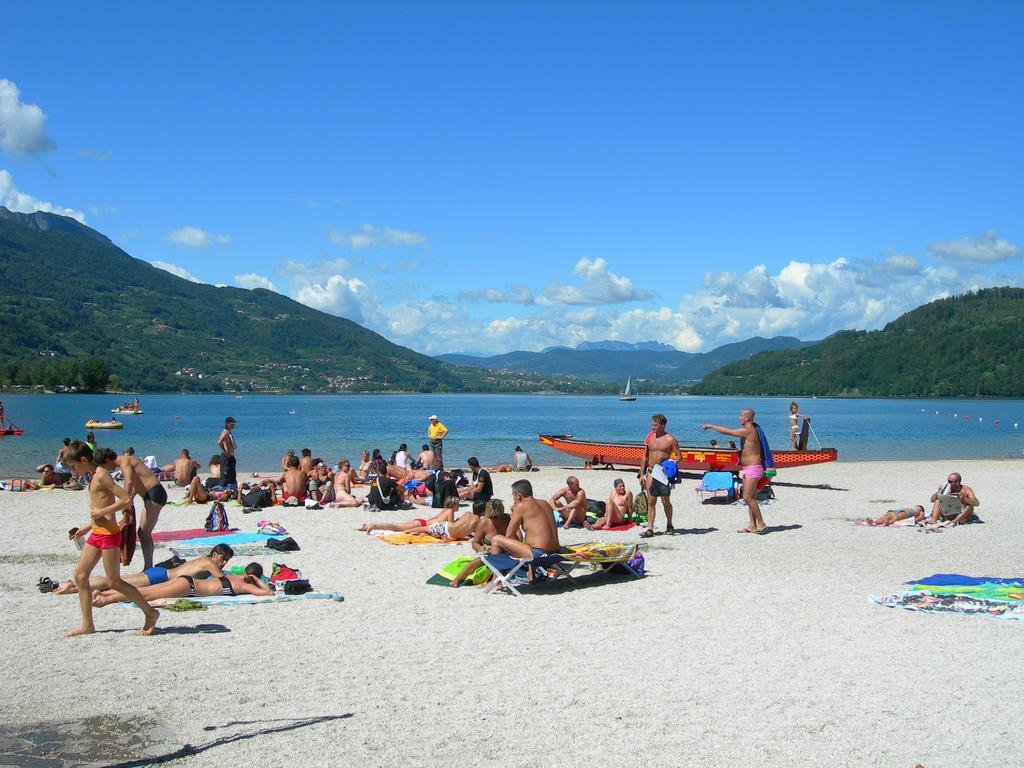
[217,416,238,489]
[427,415,448,467]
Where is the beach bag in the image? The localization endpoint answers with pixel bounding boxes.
[626,551,646,576]
[266,537,300,552]
[242,487,272,509]
[270,563,302,583]
[204,501,230,532]
[284,579,313,595]
[586,499,606,517]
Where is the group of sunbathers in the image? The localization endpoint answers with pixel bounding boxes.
[865,472,981,526]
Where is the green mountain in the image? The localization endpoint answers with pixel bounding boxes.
[0,208,505,393]
[438,335,816,385]
[690,288,1024,397]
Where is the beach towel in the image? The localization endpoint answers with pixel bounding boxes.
[752,422,774,468]
[118,592,344,607]
[152,528,235,543]
[906,574,1024,587]
[171,531,275,549]
[869,591,1024,621]
[172,544,271,558]
[909,584,1024,600]
[850,517,918,528]
[377,532,465,545]
[426,555,491,587]
[603,522,637,532]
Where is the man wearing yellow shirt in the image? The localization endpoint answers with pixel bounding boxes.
[427,415,448,468]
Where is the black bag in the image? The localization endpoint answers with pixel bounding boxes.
[242,487,272,509]
[284,579,313,595]
[266,537,300,552]
[586,499,606,516]
[155,554,186,570]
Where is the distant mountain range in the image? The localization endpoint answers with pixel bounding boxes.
[437,336,817,385]
[691,287,1024,397]
[543,340,678,353]
[0,208,600,394]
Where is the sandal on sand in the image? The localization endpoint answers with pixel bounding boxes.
[665,525,675,535]
[639,529,655,539]
[754,527,768,535]
[37,577,57,593]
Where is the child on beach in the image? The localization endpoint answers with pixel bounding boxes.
[63,440,158,637]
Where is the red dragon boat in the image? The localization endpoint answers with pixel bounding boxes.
[538,434,837,472]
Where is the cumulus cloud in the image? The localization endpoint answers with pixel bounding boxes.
[235,273,277,291]
[928,230,1021,264]
[0,79,55,157]
[540,257,651,305]
[458,285,535,304]
[166,226,231,248]
[0,169,85,222]
[151,261,201,283]
[329,223,427,250]
[293,274,367,323]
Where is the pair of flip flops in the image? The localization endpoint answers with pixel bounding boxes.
[37,577,58,593]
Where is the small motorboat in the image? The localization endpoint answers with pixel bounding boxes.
[85,419,123,430]
[111,407,144,414]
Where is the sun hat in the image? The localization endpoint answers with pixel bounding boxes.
[429,414,438,420]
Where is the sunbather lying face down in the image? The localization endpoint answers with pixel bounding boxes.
[865,505,925,526]
[54,545,235,595]
[92,563,273,606]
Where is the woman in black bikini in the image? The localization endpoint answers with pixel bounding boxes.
[93,563,273,606]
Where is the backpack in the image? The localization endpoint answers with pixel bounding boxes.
[242,487,272,509]
[204,501,230,532]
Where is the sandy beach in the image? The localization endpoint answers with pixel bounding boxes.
[3,458,1023,767]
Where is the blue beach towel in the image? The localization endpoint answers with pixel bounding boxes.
[906,574,1024,587]
[753,422,774,468]
[171,531,276,549]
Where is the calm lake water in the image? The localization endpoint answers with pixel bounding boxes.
[1,393,1022,476]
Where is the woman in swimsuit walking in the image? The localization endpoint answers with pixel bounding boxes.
[92,563,272,606]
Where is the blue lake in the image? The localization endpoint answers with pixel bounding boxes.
[1,393,1022,476]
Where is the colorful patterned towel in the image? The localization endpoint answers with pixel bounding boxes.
[870,591,1024,621]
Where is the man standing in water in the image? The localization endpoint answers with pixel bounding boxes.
[702,408,771,534]
[639,413,681,538]
[217,416,238,490]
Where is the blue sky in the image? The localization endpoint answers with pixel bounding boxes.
[2,2,1022,355]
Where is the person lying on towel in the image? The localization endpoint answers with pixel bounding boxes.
[865,505,925,526]
[356,497,478,541]
[93,562,272,606]
[54,544,235,595]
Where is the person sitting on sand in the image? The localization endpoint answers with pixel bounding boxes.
[512,446,533,471]
[413,444,434,470]
[182,456,225,504]
[323,460,363,508]
[162,449,199,487]
[93,563,273,607]
[488,479,560,564]
[457,457,493,514]
[866,505,926,527]
[549,476,588,528]
[55,544,234,595]
[451,500,513,587]
[258,455,309,504]
[928,472,981,526]
[356,497,472,539]
[37,464,67,488]
[587,478,633,530]
[355,451,373,482]
[308,459,333,502]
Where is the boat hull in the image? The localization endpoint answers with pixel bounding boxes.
[0,428,23,437]
[86,421,123,430]
[538,434,837,471]
[111,409,143,414]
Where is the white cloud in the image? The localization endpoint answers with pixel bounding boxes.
[235,273,277,291]
[0,79,55,157]
[0,169,85,222]
[166,226,231,248]
[293,274,367,323]
[928,230,1021,264]
[458,285,535,304]
[151,261,201,283]
[540,257,651,305]
[329,223,427,250]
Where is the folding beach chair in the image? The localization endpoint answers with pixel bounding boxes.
[695,471,735,501]
[479,543,642,597]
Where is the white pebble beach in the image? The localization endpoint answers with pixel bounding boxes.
[3,458,1022,767]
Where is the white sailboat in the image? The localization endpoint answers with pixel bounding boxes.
[619,376,638,401]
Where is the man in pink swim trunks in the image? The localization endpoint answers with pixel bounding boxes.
[701,408,768,535]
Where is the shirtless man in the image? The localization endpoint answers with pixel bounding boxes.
[549,476,588,529]
[866,505,926,527]
[217,416,238,489]
[98,447,168,570]
[63,441,158,637]
[276,455,309,503]
[639,413,680,538]
[702,408,768,534]
[54,544,234,595]
[488,479,560,561]
[168,449,199,486]
[298,448,314,474]
[414,444,434,470]
[588,478,633,530]
[928,472,981,526]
